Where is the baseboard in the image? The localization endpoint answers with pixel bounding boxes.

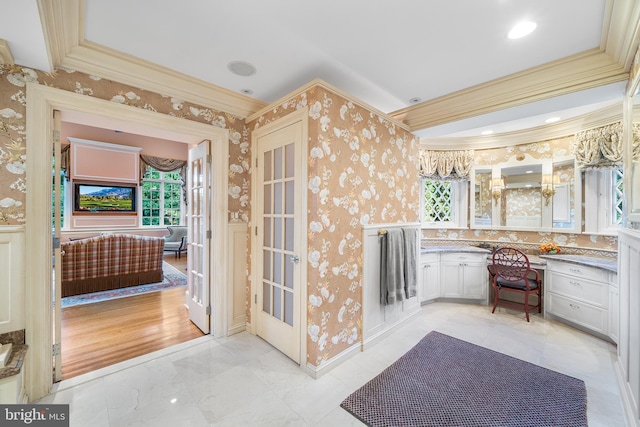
[362,307,422,351]
[614,359,639,427]
[303,342,361,379]
[227,321,248,336]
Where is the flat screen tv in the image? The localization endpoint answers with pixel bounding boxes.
[74,182,137,212]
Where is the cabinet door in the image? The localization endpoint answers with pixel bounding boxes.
[461,263,487,299]
[420,262,440,302]
[609,286,619,344]
[440,262,462,297]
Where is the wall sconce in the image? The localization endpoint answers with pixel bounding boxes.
[491,178,504,205]
[541,174,559,205]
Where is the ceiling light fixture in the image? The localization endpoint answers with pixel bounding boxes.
[227,61,256,76]
[545,117,561,123]
[409,97,422,104]
[481,130,494,135]
[241,89,253,95]
[508,21,537,39]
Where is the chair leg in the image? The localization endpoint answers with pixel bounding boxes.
[538,290,542,313]
[491,288,499,314]
[524,292,530,322]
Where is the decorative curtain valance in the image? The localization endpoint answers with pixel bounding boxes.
[51,144,71,179]
[571,122,633,170]
[419,149,474,181]
[140,154,188,204]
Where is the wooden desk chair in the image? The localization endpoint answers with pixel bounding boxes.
[489,247,541,322]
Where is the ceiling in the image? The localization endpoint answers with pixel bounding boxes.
[3,0,640,142]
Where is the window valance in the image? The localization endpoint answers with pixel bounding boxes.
[140,154,188,203]
[419,149,474,181]
[571,122,640,169]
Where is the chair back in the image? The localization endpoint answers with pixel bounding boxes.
[492,247,530,283]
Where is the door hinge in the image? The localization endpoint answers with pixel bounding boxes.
[52,236,60,250]
[207,154,212,164]
[52,343,61,357]
[254,294,257,304]
[205,306,211,315]
[255,157,258,168]
[206,230,212,239]
[52,130,60,143]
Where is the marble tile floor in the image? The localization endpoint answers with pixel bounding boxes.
[37,302,626,426]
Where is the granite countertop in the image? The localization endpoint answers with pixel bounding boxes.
[421,245,491,254]
[0,344,28,380]
[540,254,617,273]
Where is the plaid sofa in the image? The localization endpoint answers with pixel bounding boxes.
[61,233,165,297]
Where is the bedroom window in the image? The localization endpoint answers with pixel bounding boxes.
[421,179,468,228]
[141,166,183,226]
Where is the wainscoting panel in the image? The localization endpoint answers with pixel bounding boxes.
[0,227,25,333]
[227,222,248,335]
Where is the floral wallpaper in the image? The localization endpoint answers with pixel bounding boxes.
[423,135,618,252]
[249,85,420,367]
[0,64,251,225]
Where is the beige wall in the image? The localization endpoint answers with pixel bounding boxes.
[249,84,420,367]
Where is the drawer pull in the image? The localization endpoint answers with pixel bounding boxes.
[569,280,582,287]
[569,303,581,310]
[569,268,583,274]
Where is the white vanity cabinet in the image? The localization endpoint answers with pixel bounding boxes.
[545,259,617,342]
[440,252,487,300]
[420,253,440,302]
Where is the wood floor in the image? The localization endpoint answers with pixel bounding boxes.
[60,253,204,380]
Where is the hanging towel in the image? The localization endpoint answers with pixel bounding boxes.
[402,227,418,299]
[380,229,405,305]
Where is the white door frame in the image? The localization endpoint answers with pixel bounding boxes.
[25,83,229,400]
[250,108,308,368]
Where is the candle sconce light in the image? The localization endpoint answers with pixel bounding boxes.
[541,174,559,205]
[491,178,504,205]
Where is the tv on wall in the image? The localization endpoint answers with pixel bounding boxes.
[73,182,137,213]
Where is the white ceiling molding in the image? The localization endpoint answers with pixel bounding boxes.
[421,103,624,150]
[0,39,14,66]
[38,0,267,119]
[390,49,628,132]
[247,78,412,132]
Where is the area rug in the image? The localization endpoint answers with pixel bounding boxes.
[341,331,587,427]
[61,261,187,308]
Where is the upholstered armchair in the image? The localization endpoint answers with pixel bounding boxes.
[164,226,188,258]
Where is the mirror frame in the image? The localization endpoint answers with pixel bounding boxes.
[625,45,640,225]
[470,154,580,232]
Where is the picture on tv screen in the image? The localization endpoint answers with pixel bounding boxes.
[74,183,136,212]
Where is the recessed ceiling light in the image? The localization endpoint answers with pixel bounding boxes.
[508,21,537,39]
[241,89,253,95]
[481,130,494,135]
[526,170,533,174]
[545,117,561,123]
[227,61,256,76]
[409,97,422,103]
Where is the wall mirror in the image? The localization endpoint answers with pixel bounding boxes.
[470,155,580,232]
[626,56,640,224]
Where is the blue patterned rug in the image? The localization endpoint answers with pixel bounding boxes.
[341,331,587,427]
[61,262,187,308]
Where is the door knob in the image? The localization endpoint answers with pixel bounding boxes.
[290,255,300,264]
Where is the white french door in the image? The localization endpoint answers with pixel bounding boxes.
[187,140,211,333]
[52,110,63,382]
[255,120,303,363]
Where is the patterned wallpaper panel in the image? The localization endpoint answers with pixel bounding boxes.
[250,85,420,367]
[0,65,251,225]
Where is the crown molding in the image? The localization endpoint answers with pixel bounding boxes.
[602,0,640,70]
[421,103,623,150]
[38,0,267,119]
[390,49,628,132]
[247,78,412,132]
[0,39,14,66]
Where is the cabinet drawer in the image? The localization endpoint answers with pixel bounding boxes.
[547,293,607,334]
[441,253,486,263]
[421,253,439,264]
[546,260,608,282]
[548,272,609,308]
